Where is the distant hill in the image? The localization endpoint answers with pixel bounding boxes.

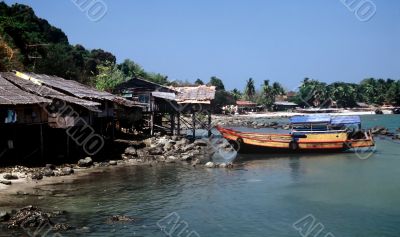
[0,2,167,86]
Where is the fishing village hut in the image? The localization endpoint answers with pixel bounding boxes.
[273,101,298,111]
[0,73,52,164]
[116,78,216,137]
[0,71,143,164]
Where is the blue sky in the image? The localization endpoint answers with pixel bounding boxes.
[4,0,400,91]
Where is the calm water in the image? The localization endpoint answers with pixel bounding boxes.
[1,115,400,237]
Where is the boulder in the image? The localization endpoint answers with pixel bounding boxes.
[61,167,74,176]
[78,157,93,167]
[149,147,164,155]
[45,164,56,170]
[109,160,117,166]
[52,223,72,231]
[106,215,136,224]
[164,141,175,151]
[124,147,137,156]
[0,180,11,185]
[31,173,43,180]
[218,163,228,168]
[3,174,18,180]
[0,211,10,222]
[205,162,215,168]
[42,168,55,177]
[194,139,208,147]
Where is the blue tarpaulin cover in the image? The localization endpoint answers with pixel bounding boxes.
[331,116,361,125]
[290,115,331,124]
[290,115,361,125]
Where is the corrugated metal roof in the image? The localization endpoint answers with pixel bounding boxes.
[274,101,298,106]
[331,116,361,125]
[0,74,51,105]
[152,92,176,101]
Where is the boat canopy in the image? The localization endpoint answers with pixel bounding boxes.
[290,115,331,124]
[331,116,361,125]
[290,115,361,125]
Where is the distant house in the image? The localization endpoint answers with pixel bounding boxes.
[273,101,298,111]
[116,77,216,137]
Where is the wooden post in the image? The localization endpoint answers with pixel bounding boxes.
[170,113,175,135]
[177,113,181,136]
[208,110,212,137]
[150,112,155,136]
[39,124,44,160]
[66,133,70,160]
[192,109,196,139]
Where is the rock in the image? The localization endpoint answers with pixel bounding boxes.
[371,126,387,135]
[77,226,91,233]
[7,206,52,229]
[42,168,55,177]
[45,164,56,170]
[106,215,136,224]
[149,147,164,155]
[53,223,72,231]
[3,174,18,180]
[0,180,12,185]
[78,157,93,167]
[61,167,74,176]
[109,160,117,166]
[194,139,208,147]
[181,143,196,152]
[164,141,175,151]
[0,211,10,222]
[181,155,192,161]
[166,156,178,163]
[205,162,215,168]
[124,146,137,156]
[218,163,228,168]
[31,173,43,180]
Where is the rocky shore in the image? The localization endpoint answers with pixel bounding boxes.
[0,135,236,191]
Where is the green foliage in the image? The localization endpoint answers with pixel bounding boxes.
[244,78,255,101]
[195,78,204,85]
[208,76,225,91]
[296,78,330,107]
[231,88,242,101]
[93,62,127,92]
[213,90,236,107]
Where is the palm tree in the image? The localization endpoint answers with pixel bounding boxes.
[244,78,256,101]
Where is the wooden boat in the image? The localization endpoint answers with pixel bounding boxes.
[216,115,375,152]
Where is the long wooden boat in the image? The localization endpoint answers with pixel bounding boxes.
[216,115,375,152]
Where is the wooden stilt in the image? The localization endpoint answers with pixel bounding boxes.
[39,124,44,160]
[66,133,70,160]
[208,110,212,137]
[192,109,196,139]
[150,112,155,136]
[170,113,175,135]
[177,113,181,136]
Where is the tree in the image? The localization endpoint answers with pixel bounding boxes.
[118,59,147,78]
[231,88,242,101]
[385,81,400,105]
[327,82,357,108]
[297,78,329,107]
[261,80,275,108]
[244,78,255,101]
[93,62,127,92]
[208,76,225,91]
[272,82,285,96]
[195,78,204,85]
